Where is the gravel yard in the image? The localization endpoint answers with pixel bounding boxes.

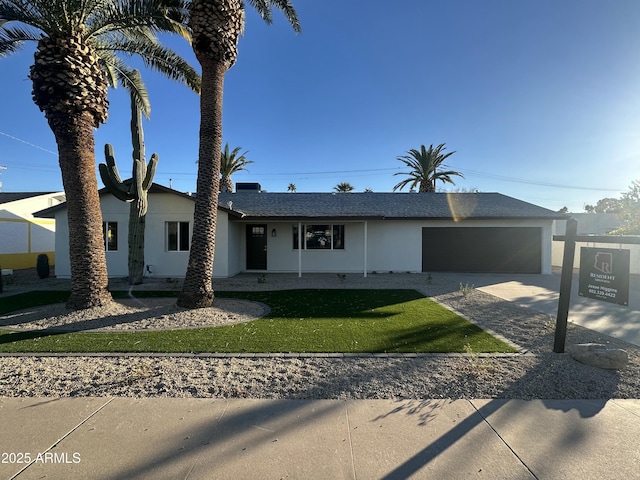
[1,269,638,399]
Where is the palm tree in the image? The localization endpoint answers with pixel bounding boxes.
[334,182,355,193]
[393,144,463,193]
[287,183,297,192]
[0,0,199,309]
[220,143,252,192]
[178,0,300,309]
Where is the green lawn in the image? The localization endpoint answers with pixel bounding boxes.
[0,289,518,354]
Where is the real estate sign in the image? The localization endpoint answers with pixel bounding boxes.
[578,247,630,306]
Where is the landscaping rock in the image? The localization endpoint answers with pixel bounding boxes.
[569,343,629,370]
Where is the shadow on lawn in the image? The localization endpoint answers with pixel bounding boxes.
[0,303,177,332]
[6,281,635,478]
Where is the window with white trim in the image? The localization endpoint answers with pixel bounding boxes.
[167,221,190,251]
[293,224,345,250]
[102,221,118,251]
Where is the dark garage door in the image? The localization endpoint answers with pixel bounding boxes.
[422,227,541,273]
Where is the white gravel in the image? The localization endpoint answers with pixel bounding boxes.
[1,270,639,399]
[0,297,267,331]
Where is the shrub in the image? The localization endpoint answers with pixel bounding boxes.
[36,254,50,279]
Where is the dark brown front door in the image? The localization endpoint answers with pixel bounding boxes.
[246,224,267,270]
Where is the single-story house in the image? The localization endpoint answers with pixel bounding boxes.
[0,191,65,269]
[35,184,567,278]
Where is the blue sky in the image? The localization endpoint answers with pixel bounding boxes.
[1,0,639,212]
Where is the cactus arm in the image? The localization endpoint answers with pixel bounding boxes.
[142,153,158,190]
[104,144,124,184]
[99,163,134,203]
[99,144,134,202]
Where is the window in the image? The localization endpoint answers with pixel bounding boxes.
[167,221,190,251]
[293,224,345,250]
[103,222,118,251]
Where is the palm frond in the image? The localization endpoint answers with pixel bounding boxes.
[103,37,200,93]
[0,0,45,30]
[220,142,252,176]
[88,0,191,42]
[0,24,40,56]
[246,0,301,32]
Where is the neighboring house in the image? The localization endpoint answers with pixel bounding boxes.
[35,184,197,279]
[0,192,64,269]
[553,213,623,237]
[552,214,640,274]
[36,185,566,278]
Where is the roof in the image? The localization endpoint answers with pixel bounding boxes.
[219,192,568,221]
[33,183,196,218]
[33,187,568,221]
[0,192,60,205]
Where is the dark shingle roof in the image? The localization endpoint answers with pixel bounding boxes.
[33,188,567,221]
[218,192,567,220]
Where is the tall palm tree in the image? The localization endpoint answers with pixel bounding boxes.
[0,0,200,309]
[178,0,300,309]
[334,182,355,193]
[220,142,252,192]
[287,183,297,192]
[393,144,463,193]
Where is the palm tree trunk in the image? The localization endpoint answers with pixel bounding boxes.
[177,57,226,308]
[420,180,435,192]
[48,112,112,309]
[221,175,233,192]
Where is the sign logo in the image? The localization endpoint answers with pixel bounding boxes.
[593,252,613,274]
[579,247,630,306]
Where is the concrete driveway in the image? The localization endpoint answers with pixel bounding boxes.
[450,271,640,347]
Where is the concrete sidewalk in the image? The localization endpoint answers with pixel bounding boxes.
[1,397,639,480]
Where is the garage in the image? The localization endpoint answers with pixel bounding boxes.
[422,227,542,273]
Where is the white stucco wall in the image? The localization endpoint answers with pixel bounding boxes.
[232,218,555,275]
[53,209,70,276]
[214,215,243,278]
[261,221,366,273]
[54,192,196,278]
[553,240,640,274]
[0,221,28,254]
[53,192,556,279]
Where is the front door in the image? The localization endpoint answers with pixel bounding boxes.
[246,224,267,270]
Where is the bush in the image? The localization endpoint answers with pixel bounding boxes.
[36,254,50,279]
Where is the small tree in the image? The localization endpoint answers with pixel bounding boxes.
[287,183,297,192]
[334,182,355,193]
[393,144,463,192]
[220,143,253,192]
[609,180,640,235]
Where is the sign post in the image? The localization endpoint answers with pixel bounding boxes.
[552,227,638,353]
[553,218,577,353]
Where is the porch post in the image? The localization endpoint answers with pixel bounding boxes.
[363,221,368,278]
[298,221,302,277]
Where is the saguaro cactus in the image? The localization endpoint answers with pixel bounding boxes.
[99,73,158,285]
